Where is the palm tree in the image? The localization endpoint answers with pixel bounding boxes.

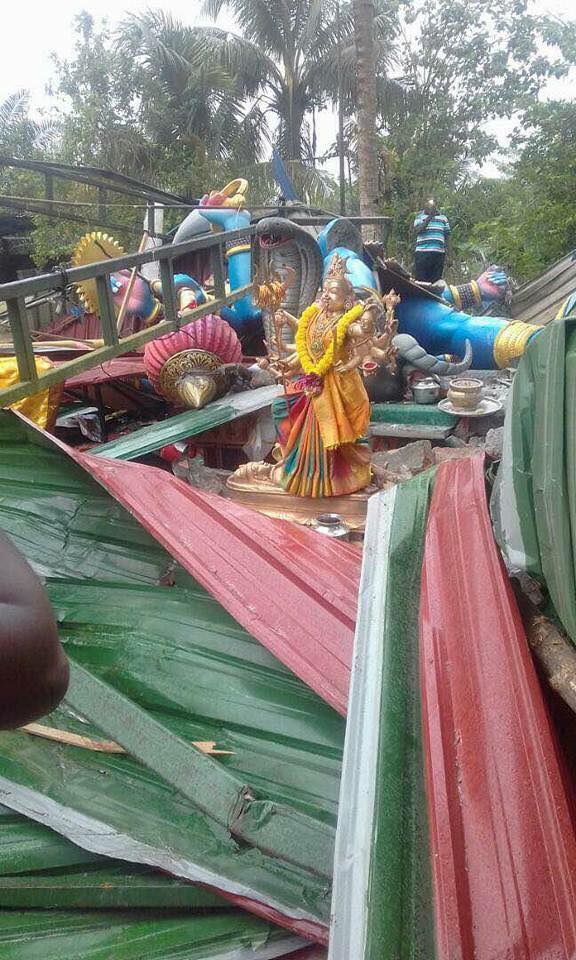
[198,0,401,163]
[0,91,57,155]
[119,11,267,165]
[352,0,380,236]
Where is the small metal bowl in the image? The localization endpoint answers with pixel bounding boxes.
[412,378,440,404]
[313,513,350,540]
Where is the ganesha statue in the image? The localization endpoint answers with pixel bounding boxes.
[228,254,397,500]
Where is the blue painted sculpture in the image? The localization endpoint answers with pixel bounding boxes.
[172,179,258,335]
[315,220,541,369]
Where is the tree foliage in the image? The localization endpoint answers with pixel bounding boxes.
[380,0,573,270]
[0,91,56,156]
[1,2,575,281]
[469,101,576,281]
[195,0,402,161]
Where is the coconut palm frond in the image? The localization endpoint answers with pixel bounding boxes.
[30,117,60,150]
[201,0,228,19]
[298,0,325,56]
[209,0,289,56]
[0,90,30,129]
[192,27,282,93]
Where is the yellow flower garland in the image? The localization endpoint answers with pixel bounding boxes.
[295,302,364,377]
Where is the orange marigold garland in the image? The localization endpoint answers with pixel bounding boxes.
[295,302,364,377]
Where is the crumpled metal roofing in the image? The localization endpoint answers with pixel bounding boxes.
[91,385,281,460]
[492,312,576,642]
[72,451,360,715]
[330,453,576,959]
[0,909,310,960]
[5,410,575,957]
[512,249,576,325]
[0,411,343,942]
[421,456,576,958]
[7,411,359,715]
[62,356,147,388]
[329,472,436,960]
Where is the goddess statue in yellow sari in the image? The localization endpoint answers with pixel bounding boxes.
[230,254,397,498]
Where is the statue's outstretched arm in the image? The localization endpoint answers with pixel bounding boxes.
[276,309,300,331]
[334,355,362,374]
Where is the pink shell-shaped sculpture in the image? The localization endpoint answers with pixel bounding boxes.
[144,314,242,388]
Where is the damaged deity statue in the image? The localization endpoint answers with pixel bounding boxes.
[228,254,398,500]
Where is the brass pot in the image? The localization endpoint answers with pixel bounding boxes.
[447,377,483,411]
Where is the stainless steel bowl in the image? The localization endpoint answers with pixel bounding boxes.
[313,513,350,540]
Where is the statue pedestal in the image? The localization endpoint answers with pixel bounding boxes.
[226,478,373,531]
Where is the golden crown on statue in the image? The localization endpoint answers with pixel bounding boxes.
[324,252,351,282]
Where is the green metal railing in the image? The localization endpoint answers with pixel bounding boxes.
[0,210,392,409]
[0,225,255,408]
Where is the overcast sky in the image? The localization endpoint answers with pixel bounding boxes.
[2,0,574,176]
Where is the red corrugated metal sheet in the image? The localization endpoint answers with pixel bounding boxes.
[46,310,146,340]
[76,453,359,715]
[63,357,146,388]
[16,413,359,715]
[419,455,576,959]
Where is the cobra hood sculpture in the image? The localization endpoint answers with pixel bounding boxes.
[254,217,323,319]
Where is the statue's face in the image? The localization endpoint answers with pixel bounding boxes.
[360,309,376,334]
[323,279,349,313]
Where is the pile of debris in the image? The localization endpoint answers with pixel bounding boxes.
[0,320,576,958]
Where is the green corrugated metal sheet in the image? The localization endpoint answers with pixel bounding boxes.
[0,806,231,910]
[0,412,343,938]
[271,398,456,433]
[369,403,456,426]
[92,385,280,460]
[0,808,103,876]
[0,909,306,960]
[329,473,436,960]
[492,309,576,642]
[0,865,225,910]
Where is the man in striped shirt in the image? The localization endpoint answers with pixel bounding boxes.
[413,198,451,283]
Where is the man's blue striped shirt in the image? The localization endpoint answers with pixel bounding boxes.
[414,212,451,252]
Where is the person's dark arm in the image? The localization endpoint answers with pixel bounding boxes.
[414,214,434,235]
[0,531,69,729]
[444,220,452,260]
